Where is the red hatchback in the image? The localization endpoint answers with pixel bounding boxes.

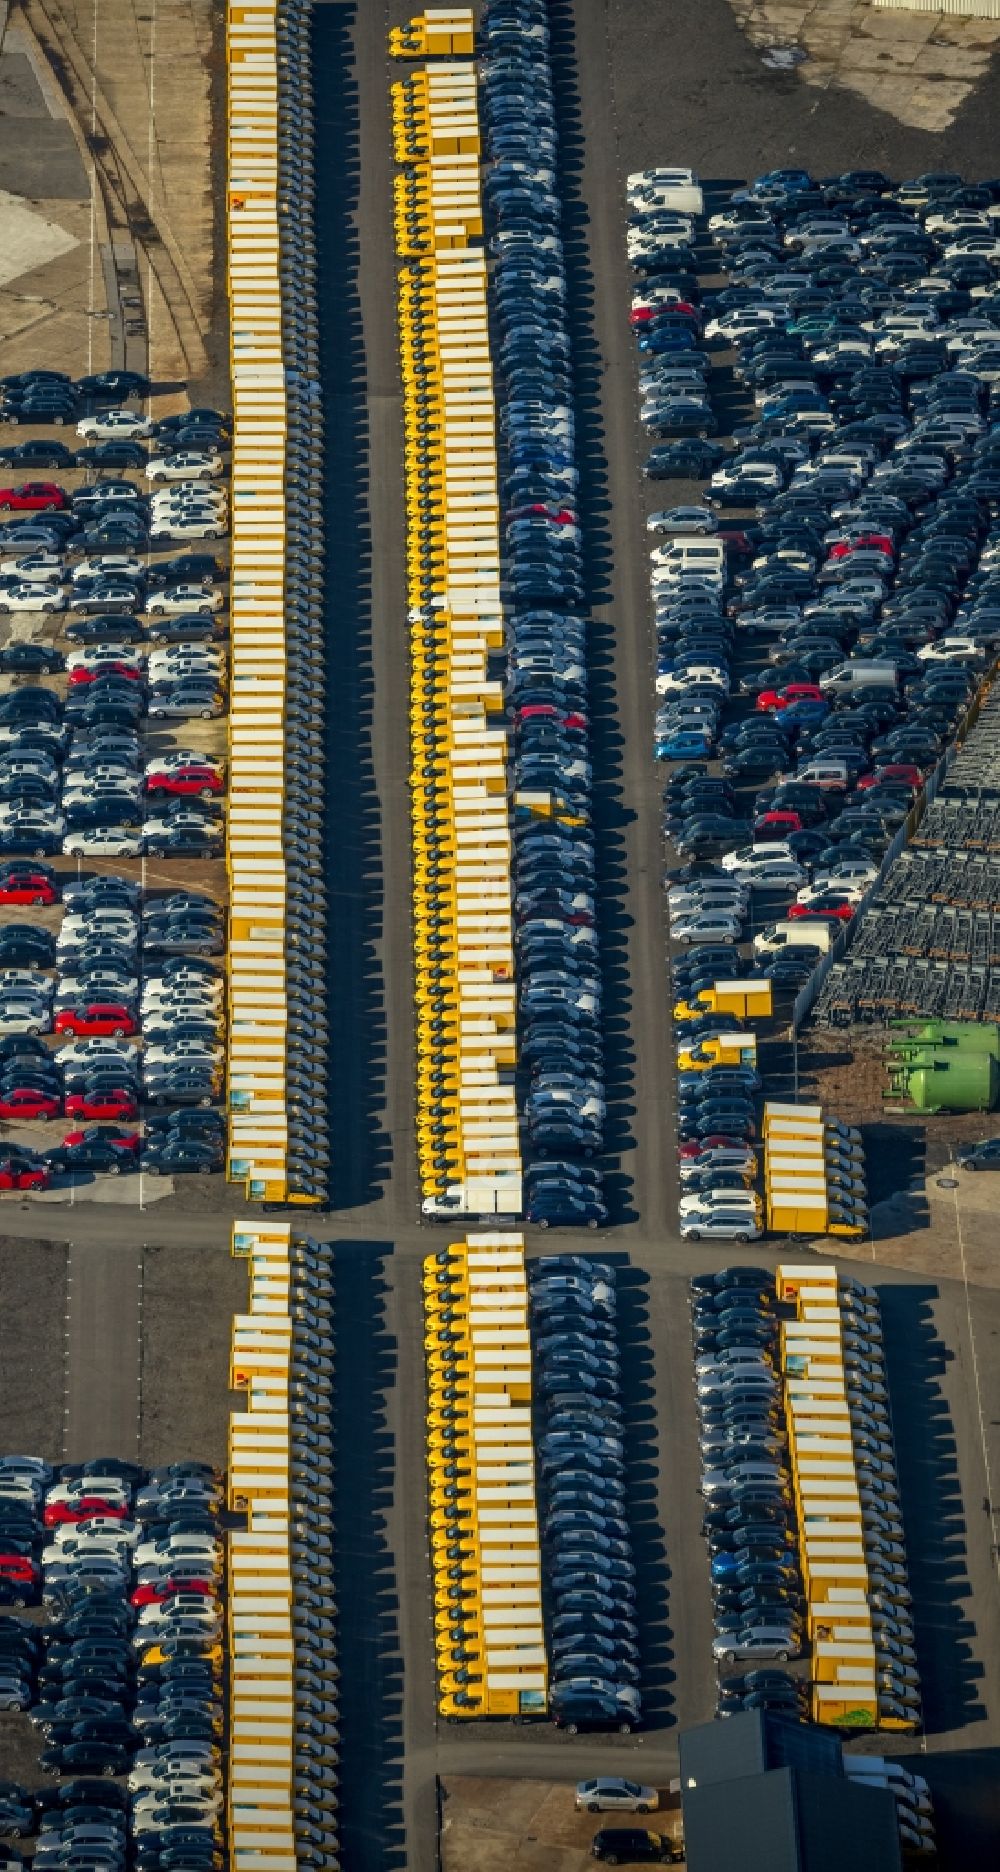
[756,682,824,713]
[787,900,855,922]
[0,482,67,511]
[64,1089,138,1122]
[0,1159,49,1191]
[54,1005,136,1038]
[43,1496,127,1527]
[754,810,802,838]
[857,763,923,791]
[130,1576,213,1607]
[0,870,57,906]
[67,663,142,686]
[145,765,223,798]
[0,1088,60,1121]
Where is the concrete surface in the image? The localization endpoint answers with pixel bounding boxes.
[728,0,1000,129]
[63,1233,141,1457]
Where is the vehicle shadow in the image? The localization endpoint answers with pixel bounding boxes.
[614,1259,675,1727]
[879,1282,985,1735]
[312,3,390,1211]
[328,1240,405,1869]
[547,0,638,1221]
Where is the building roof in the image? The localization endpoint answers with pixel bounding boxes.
[683,1765,902,1872]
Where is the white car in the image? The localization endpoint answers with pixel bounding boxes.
[148,514,228,543]
[146,586,224,615]
[147,651,223,675]
[66,648,142,674]
[45,1481,129,1510]
[0,582,64,612]
[150,491,227,516]
[146,452,224,482]
[77,410,154,439]
[795,879,866,909]
[128,1763,222,1794]
[71,554,146,583]
[60,911,138,939]
[656,665,729,698]
[0,1001,49,1035]
[916,636,983,663]
[0,552,63,581]
[135,1534,221,1565]
[680,1189,761,1217]
[55,1037,137,1068]
[42,1536,132,1564]
[811,861,879,890]
[704,307,784,342]
[144,1040,224,1065]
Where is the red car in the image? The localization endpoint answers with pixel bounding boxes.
[678,1133,749,1160]
[64,1089,138,1122]
[145,765,224,798]
[754,810,802,838]
[0,870,57,906]
[0,482,68,511]
[43,1496,127,1527]
[857,763,923,790]
[0,1159,49,1191]
[0,1088,60,1121]
[827,532,893,558]
[516,703,587,729]
[756,682,824,713]
[505,504,578,526]
[787,900,855,922]
[0,1557,37,1580]
[63,1123,140,1153]
[54,1004,136,1038]
[67,663,142,686]
[130,1576,214,1607]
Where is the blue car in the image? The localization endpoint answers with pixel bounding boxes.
[655,731,713,762]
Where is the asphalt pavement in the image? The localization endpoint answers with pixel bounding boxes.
[1,2,1000,1867]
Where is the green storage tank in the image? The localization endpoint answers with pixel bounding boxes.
[906,1054,1000,1113]
[888,1021,1000,1059]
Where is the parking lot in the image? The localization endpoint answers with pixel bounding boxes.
[0,1,999,1870]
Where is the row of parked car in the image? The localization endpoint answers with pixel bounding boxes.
[529,1258,641,1735]
[0,688,224,861]
[0,876,224,1170]
[0,1451,224,1872]
[633,170,1000,1200]
[690,1271,806,1679]
[480,0,607,1231]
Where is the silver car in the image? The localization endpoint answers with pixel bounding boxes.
[574,1778,658,1813]
[712,1626,800,1663]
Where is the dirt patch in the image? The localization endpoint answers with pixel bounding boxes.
[442,1778,684,1872]
[138,1233,248,1467]
[0,1233,67,1457]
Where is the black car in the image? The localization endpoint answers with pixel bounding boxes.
[76,372,149,400]
[141,1140,221,1176]
[591,1831,674,1863]
[0,644,64,675]
[44,1143,130,1178]
[74,441,147,470]
[0,440,78,469]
